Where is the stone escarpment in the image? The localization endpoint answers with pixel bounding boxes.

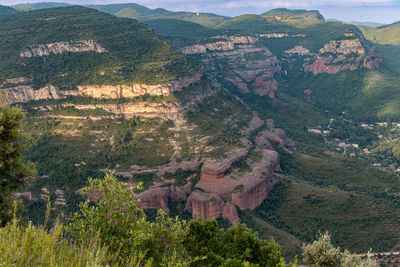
[4,85,65,104]
[283,38,381,75]
[2,70,202,104]
[20,40,107,58]
[181,35,281,98]
[133,119,293,224]
[77,70,202,98]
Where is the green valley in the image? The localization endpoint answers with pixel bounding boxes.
[0,3,399,262]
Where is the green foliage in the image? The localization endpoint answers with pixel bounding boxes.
[216,14,300,34]
[262,8,325,22]
[0,217,107,266]
[360,22,400,46]
[12,2,71,11]
[0,6,198,88]
[69,172,187,265]
[0,105,35,224]
[302,232,378,267]
[302,232,341,266]
[183,218,282,266]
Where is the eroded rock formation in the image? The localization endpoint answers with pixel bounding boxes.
[20,40,107,58]
[283,39,382,75]
[2,70,202,104]
[181,36,281,98]
[130,119,291,224]
[4,84,63,104]
[136,185,187,212]
[77,70,202,98]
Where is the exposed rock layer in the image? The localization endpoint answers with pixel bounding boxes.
[2,71,202,104]
[20,40,107,58]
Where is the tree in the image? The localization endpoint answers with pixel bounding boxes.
[68,171,187,265]
[302,232,341,267]
[302,232,377,267]
[183,218,283,266]
[0,104,35,224]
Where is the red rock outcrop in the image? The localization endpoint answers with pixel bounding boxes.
[222,202,239,224]
[253,79,278,98]
[185,191,225,219]
[200,149,247,179]
[132,120,291,224]
[300,39,381,75]
[231,149,279,210]
[136,185,187,213]
[261,128,295,149]
[181,35,281,99]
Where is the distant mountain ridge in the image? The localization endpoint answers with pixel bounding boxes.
[12,2,71,11]
[10,2,228,27]
[262,8,325,22]
[0,4,18,15]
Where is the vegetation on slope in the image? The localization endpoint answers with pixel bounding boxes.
[360,22,400,46]
[86,3,228,27]
[0,171,377,266]
[0,6,198,88]
[12,2,71,11]
[216,14,301,34]
[0,105,35,224]
[262,8,325,22]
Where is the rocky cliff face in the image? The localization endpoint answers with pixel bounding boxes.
[180,35,257,55]
[2,70,202,104]
[77,70,202,98]
[133,119,292,224]
[319,39,365,55]
[181,34,381,101]
[181,35,281,98]
[20,40,107,58]
[283,39,381,75]
[4,84,63,104]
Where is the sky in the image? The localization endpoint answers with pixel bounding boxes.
[1,0,399,24]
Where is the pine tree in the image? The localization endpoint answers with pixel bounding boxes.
[0,103,35,224]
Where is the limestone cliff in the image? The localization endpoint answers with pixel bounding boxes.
[20,40,107,58]
[77,70,202,98]
[180,35,257,55]
[319,39,365,55]
[4,84,63,104]
[2,70,202,104]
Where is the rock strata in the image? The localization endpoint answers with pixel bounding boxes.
[4,84,62,104]
[20,40,107,58]
[2,70,202,104]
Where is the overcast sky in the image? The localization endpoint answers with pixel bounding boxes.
[1,0,399,24]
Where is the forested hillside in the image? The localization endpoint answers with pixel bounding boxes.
[1,3,399,259]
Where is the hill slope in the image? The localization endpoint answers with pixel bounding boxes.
[0,6,197,89]
[149,9,400,254]
[262,8,325,23]
[2,7,288,241]
[86,3,228,27]
[360,22,400,46]
[0,5,18,16]
[12,2,71,11]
